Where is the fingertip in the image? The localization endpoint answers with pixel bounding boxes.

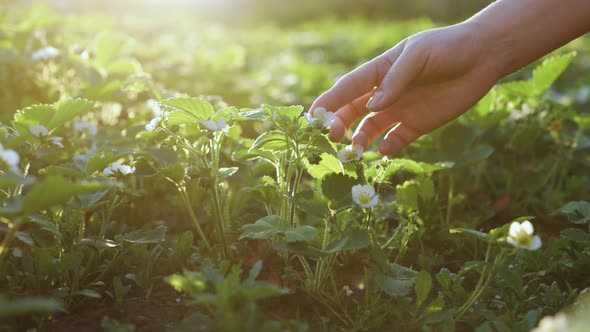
[329,116,345,142]
[379,134,406,155]
[352,132,368,149]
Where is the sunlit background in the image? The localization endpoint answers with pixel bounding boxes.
[13,0,491,22]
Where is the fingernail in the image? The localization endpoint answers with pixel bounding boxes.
[378,140,394,155]
[379,139,400,155]
[366,91,384,111]
[353,132,368,149]
[329,117,344,141]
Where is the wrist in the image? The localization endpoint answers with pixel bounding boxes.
[461,19,517,80]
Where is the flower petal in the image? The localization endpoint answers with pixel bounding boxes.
[520,220,534,235]
[200,119,217,131]
[528,236,542,251]
[509,222,521,237]
[506,237,518,248]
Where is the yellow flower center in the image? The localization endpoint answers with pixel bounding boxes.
[513,231,533,247]
[346,151,358,160]
[358,193,372,205]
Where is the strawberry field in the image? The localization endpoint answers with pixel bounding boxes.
[1,2,590,332]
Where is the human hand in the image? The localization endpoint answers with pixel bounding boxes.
[308,22,505,155]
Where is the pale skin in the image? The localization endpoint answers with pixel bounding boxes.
[309,0,590,155]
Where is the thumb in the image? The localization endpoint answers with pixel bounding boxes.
[366,47,424,112]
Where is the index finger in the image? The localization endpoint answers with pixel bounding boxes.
[309,41,406,116]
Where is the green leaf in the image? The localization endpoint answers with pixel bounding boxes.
[450,228,490,242]
[500,81,534,98]
[47,98,94,131]
[39,165,84,178]
[92,32,128,66]
[272,241,325,257]
[415,271,432,306]
[395,176,435,211]
[122,225,167,244]
[12,104,54,134]
[374,273,414,297]
[76,151,128,176]
[0,295,64,318]
[249,131,289,152]
[321,173,356,209]
[161,98,214,124]
[531,52,575,95]
[76,289,102,299]
[558,201,590,225]
[285,226,318,242]
[262,105,303,120]
[240,215,284,240]
[143,147,179,168]
[325,228,371,253]
[22,176,108,215]
[306,153,343,179]
[79,237,119,250]
[218,167,239,180]
[457,145,494,166]
[560,228,590,243]
[0,173,35,190]
[380,158,451,177]
[293,190,330,218]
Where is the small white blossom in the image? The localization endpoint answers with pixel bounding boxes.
[103,162,136,177]
[145,116,163,132]
[29,125,63,148]
[352,184,379,208]
[31,46,60,61]
[49,136,64,148]
[509,104,533,121]
[305,107,335,127]
[200,117,227,132]
[576,86,590,104]
[73,120,98,136]
[0,144,19,172]
[29,125,49,138]
[531,313,568,332]
[507,220,542,250]
[147,99,166,117]
[337,144,364,163]
[342,285,353,297]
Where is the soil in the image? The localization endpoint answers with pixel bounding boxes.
[42,284,194,332]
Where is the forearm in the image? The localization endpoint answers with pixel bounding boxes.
[467,0,590,76]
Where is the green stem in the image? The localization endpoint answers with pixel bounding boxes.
[445,173,455,225]
[210,137,229,258]
[288,168,303,227]
[179,187,212,251]
[455,243,496,320]
[0,218,21,273]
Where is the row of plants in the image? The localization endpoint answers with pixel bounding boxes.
[1,3,590,332]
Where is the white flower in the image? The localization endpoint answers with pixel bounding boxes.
[31,46,60,61]
[145,116,163,132]
[342,285,353,297]
[507,220,542,250]
[146,99,163,116]
[0,144,19,172]
[29,125,63,148]
[103,162,136,177]
[509,104,533,121]
[200,117,227,132]
[337,144,363,163]
[73,120,98,136]
[305,107,335,127]
[29,125,49,138]
[352,184,379,208]
[49,136,64,148]
[531,313,568,332]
